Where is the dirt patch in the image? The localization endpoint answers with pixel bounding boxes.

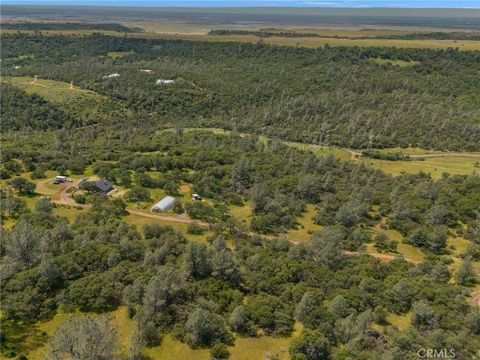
[179,184,191,193]
[344,250,421,265]
[472,293,480,307]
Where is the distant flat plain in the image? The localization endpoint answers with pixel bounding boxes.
[2,28,479,50]
[1,5,479,50]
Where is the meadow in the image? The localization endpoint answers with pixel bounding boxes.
[11,306,302,360]
[0,76,98,104]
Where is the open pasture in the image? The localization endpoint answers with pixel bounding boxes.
[361,156,480,178]
[1,76,98,103]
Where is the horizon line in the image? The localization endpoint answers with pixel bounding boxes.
[1,3,479,8]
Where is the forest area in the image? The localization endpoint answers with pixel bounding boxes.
[0,29,480,360]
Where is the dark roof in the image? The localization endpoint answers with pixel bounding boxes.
[94,179,113,193]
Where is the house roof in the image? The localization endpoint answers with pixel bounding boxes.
[95,179,113,192]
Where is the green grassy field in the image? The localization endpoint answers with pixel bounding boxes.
[284,141,352,162]
[1,76,132,120]
[286,204,322,243]
[361,156,480,178]
[15,306,301,360]
[386,312,412,331]
[372,221,425,261]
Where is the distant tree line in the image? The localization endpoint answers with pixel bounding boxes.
[0,22,141,32]
[361,150,411,161]
[209,29,480,41]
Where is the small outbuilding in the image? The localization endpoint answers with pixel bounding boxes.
[103,73,120,79]
[53,175,66,184]
[152,196,176,212]
[156,79,175,85]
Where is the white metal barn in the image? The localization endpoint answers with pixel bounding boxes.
[152,196,176,212]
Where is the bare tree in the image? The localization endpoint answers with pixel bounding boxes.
[47,314,120,360]
[5,220,41,268]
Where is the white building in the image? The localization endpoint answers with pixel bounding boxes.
[156,79,175,85]
[103,73,120,79]
[151,196,176,212]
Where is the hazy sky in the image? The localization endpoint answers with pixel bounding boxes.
[3,0,479,8]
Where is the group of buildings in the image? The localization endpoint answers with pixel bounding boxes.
[54,175,202,214]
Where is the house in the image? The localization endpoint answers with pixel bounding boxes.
[152,196,176,212]
[94,179,114,194]
[192,193,202,201]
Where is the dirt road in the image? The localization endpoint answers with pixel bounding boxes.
[127,209,207,226]
[343,250,421,265]
[410,153,480,159]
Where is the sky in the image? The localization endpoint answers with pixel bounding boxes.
[2,0,479,8]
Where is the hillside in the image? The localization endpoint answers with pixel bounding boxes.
[1,76,132,129]
[2,33,479,150]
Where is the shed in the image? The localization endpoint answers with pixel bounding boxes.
[53,175,66,184]
[152,196,176,212]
